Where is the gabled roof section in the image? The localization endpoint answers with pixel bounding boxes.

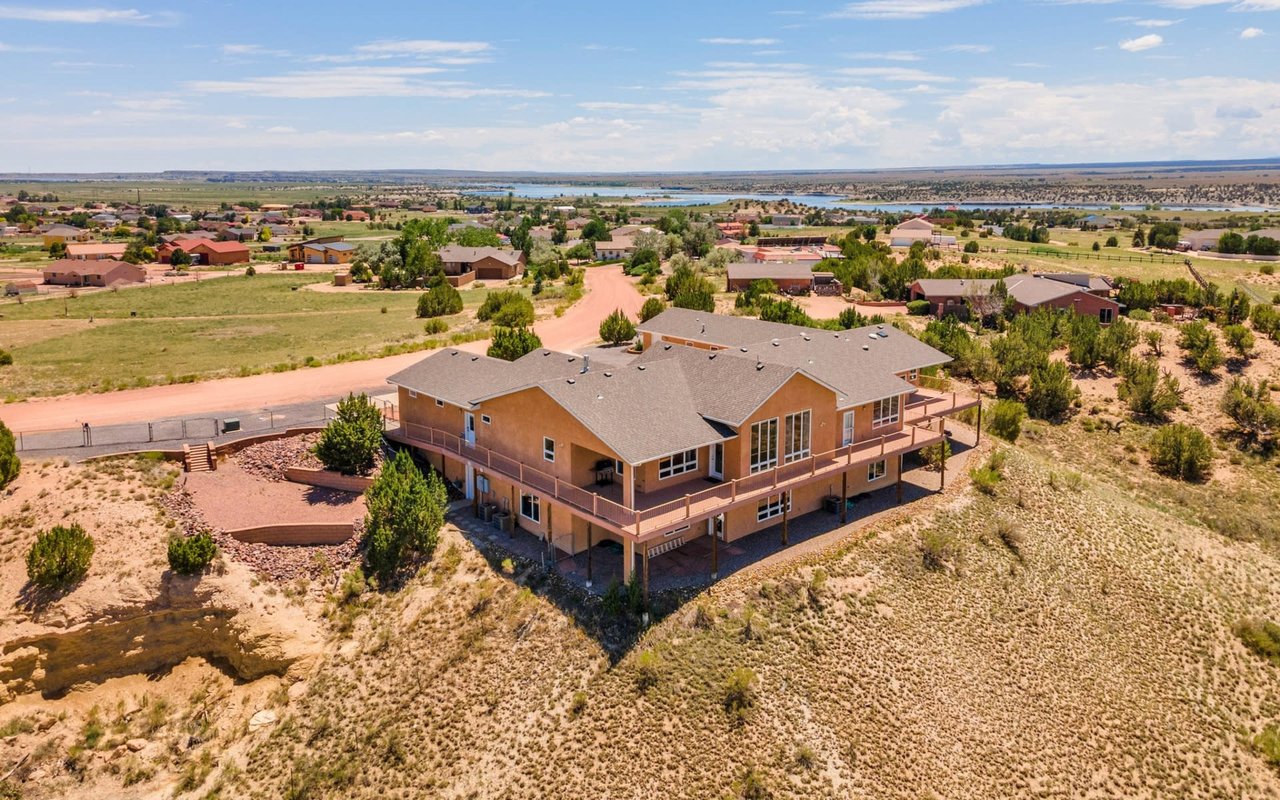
[387,348,583,408]
[436,245,523,266]
[637,307,811,347]
[537,359,732,464]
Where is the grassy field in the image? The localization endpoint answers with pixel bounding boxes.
[0,273,512,398]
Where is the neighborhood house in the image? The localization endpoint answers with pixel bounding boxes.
[910,273,1121,323]
[386,309,975,596]
[42,258,147,287]
[436,245,526,286]
[64,242,128,261]
[890,217,957,248]
[288,237,357,264]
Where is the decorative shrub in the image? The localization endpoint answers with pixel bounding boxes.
[905,299,931,315]
[599,308,637,346]
[167,531,218,575]
[416,283,463,318]
[26,523,94,589]
[638,296,666,323]
[0,421,19,489]
[314,393,385,476]
[1148,423,1213,481]
[363,450,448,583]
[987,399,1026,442]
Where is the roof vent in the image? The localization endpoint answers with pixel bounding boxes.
[596,394,604,400]
[867,333,878,340]
[708,352,717,360]
[637,364,646,370]
[663,344,672,351]
[567,378,575,384]
[740,346,748,352]
[581,354,590,374]
[878,331,889,338]
[877,324,885,329]
[802,334,811,341]
[471,355,480,361]
[755,362,765,371]
[862,344,870,351]
[603,371,613,378]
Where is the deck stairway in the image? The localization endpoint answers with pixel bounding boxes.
[184,443,214,473]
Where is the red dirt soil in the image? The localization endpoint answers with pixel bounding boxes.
[0,265,644,431]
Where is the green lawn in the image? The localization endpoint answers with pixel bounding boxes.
[0,273,507,398]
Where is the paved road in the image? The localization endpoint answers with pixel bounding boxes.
[0,265,644,432]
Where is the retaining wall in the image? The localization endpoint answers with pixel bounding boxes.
[223,522,354,546]
[212,425,324,458]
[284,467,373,492]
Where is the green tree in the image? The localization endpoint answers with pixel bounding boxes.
[314,393,385,476]
[599,308,636,346]
[363,450,447,583]
[167,532,218,576]
[1149,424,1213,482]
[1026,360,1078,420]
[1224,288,1252,325]
[1117,358,1182,419]
[1177,320,1224,374]
[1099,315,1139,369]
[26,523,94,589]
[122,240,153,264]
[257,226,272,242]
[416,283,463,318]
[1218,231,1246,254]
[963,240,979,254]
[1066,314,1104,369]
[987,399,1027,442]
[169,247,192,267]
[0,421,19,488]
[638,296,666,323]
[1132,227,1146,248]
[477,290,535,327]
[1220,377,1280,442]
[488,326,542,361]
[1222,323,1255,360]
[47,240,67,258]
[1105,235,1119,247]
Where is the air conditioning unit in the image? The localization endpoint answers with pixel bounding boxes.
[493,511,513,534]
[479,503,496,523]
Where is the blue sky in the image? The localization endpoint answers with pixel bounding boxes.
[0,0,1276,172]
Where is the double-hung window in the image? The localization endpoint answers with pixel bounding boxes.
[841,410,855,447]
[871,396,900,428]
[784,410,811,464]
[520,493,541,523]
[749,418,778,474]
[868,460,887,482]
[756,492,791,522]
[543,437,555,463]
[659,449,698,479]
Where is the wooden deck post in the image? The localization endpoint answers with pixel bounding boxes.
[939,425,948,491]
[781,496,789,546]
[546,503,554,555]
[623,538,634,586]
[975,392,983,444]
[840,472,848,524]
[472,473,480,516]
[585,523,593,588]
[509,485,517,537]
[711,520,719,581]
[896,454,904,504]
[641,545,650,607]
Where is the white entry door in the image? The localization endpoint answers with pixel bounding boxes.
[463,412,476,446]
[709,443,724,480]
[464,463,475,500]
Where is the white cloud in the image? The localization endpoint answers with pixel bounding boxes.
[1157,0,1280,8]
[265,126,297,134]
[221,43,291,57]
[1134,18,1180,26]
[1241,26,1265,37]
[354,39,491,56]
[838,66,957,82]
[185,67,548,100]
[699,37,780,45]
[0,40,60,52]
[830,0,986,19]
[114,97,185,111]
[848,50,921,60]
[942,43,992,53]
[0,5,174,24]
[1119,34,1163,51]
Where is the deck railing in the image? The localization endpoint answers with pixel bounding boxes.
[397,415,948,538]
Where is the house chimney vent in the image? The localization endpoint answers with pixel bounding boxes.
[862,345,870,351]
[603,371,613,378]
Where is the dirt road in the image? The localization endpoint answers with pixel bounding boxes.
[0,266,643,431]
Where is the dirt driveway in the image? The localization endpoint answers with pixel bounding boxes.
[0,265,644,430]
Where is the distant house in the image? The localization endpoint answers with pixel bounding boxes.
[223,226,259,242]
[41,224,91,247]
[594,237,635,261]
[910,274,1120,324]
[716,222,747,239]
[890,217,956,248]
[726,262,831,294]
[288,238,357,265]
[769,214,804,227]
[1079,214,1118,230]
[159,239,250,266]
[340,209,370,222]
[436,245,526,286]
[4,280,38,296]
[64,242,128,261]
[43,258,147,287]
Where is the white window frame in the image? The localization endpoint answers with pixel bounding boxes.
[543,437,555,463]
[658,449,698,480]
[435,398,444,407]
[1099,307,1114,324]
[784,410,811,463]
[756,491,791,522]
[749,418,779,474]
[520,493,541,523]
[481,414,491,425]
[614,459,624,476]
[871,396,900,428]
[868,459,887,482]
[407,390,417,399]
[907,368,919,382]
[842,410,855,447]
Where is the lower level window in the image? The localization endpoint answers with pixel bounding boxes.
[757,492,791,522]
[868,460,887,482]
[659,448,698,479]
[520,493,541,523]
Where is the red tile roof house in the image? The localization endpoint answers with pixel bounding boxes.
[157,239,251,266]
[385,309,976,597]
[436,245,526,287]
[64,242,128,261]
[910,274,1121,324]
[42,258,147,287]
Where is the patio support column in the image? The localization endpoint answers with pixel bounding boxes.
[896,455,904,504]
[939,425,948,491]
[472,473,480,516]
[623,537,634,585]
[509,485,517,537]
[711,522,719,581]
[641,544,650,607]
[975,392,983,444]
[585,523,593,588]
[781,497,789,546]
[546,503,554,555]
[840,472,848,524]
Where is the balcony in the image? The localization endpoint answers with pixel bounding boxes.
[391,416,950,541]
